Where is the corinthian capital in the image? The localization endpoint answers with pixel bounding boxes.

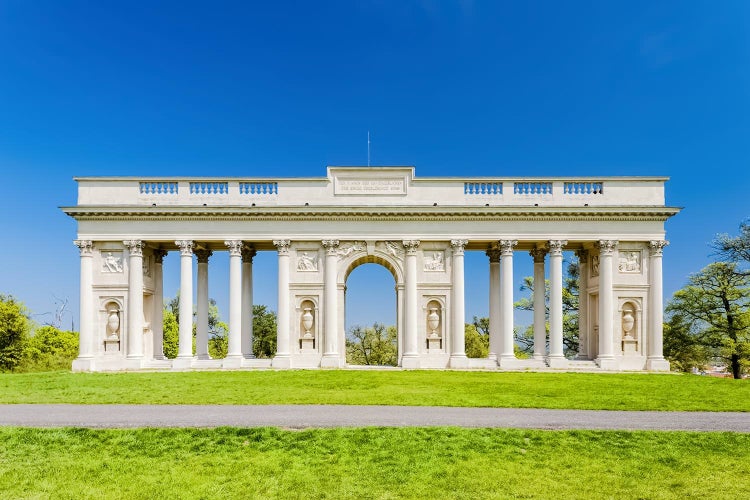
[194,248,213,263]
[529,247,547,263]
[322,239,340,256]
[402,240,420,256]
[225,240,243,257]
[649,240,669,257]
[154,248,168,264]
[499,240,518,256]
[546,240,568,256]
[175,240,194,256]
[123,240,145,257]
[598,240,618,256]
[74,240,94,256]
[242,244,257,263]
[273,239,291,255]
[486,242,502,263]
[451,239,468,256]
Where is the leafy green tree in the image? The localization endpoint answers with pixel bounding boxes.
[20,326,78,372]
[252,305,277,358]
[667,262,750,379]
[663,311,711,373]
[514,259,580,356]
[714,221,750,268]
[162,308,179,359]
[465,323,488,358]
[346,323,397,366]
[0,294,30,371]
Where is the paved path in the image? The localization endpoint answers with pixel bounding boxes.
[0,405,747,432]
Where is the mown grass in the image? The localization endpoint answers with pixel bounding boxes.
[0,370,746,410]
[0,427,747,499]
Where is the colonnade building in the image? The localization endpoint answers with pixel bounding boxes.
[63,167,679,371]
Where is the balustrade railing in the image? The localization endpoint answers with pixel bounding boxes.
[564,181,603,195]
[139,182,179,195]
[514,182,553,195]
[464,182,503,195]
[189,182,229,195]
[240,182,279,195]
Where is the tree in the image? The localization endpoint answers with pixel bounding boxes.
[0,295,30,371]
[465,322,488,358]
[162,293,227,358]
[252,305,277,358]
[666,262,750,379]
[514,259,580,356]
[162,308,179,359]
[20,325,78,372]
[714,221,750,268]
[346,323,397,366]
[663,311,711,373]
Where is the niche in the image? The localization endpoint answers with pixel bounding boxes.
[298,298,317,350]
[425,299,443,351]
[620,300,640,355]
[103,300,121,352]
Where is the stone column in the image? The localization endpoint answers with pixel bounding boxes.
[647,240,671,371]
[530,247,547,360]
[576,249,589,359]
[174,240,194,368]
[225,240,244,365]
[597,240,618,370]
[72,240,94,370]
[547,240,568,368]
[152,249,167,360]
[242,245,256,359]
[498,240,518,366]
[194,248,212,360]
[401,240,421,368]
[123,240,145,363]
[450,239,469,367]
[486,243,502,362]
[272,240,292,367]
[322,239,342,367]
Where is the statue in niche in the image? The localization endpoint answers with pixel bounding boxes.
[424,251,445,271]
[102,252,123,273]
[618,251,641,272]
[297,252,318,271]
[591,255,600,277]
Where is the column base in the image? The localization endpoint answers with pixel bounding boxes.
[401,356,421,369]
[71,357,95,372]
[546,356,568,369]
[243,353,256,359]
[595,357,619,370]
[532,353,545,361]
[488,353,498,362]
[172,356,193,369]
[195,353,211,360]
[271,355,292,368]
[320,355,344,368]
[646,357,671,371]
[497,355,521,369]
[449,355,469,368]
[222,355,243,368]
[153,354,167,361]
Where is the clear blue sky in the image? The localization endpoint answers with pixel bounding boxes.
[1,1,748,332]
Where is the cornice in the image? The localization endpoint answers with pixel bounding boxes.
[60,205,682,222]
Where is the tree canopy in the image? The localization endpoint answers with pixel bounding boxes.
[0,295,30,371]
[346,323,397,366]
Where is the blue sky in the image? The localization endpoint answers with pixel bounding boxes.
[1,1,748,331]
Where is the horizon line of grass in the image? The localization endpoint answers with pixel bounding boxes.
[0,370,747,411]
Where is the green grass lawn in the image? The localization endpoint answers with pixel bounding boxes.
[0,427,747,499]
[0,370,746,410]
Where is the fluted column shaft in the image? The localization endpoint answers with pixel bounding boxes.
[499,240,517,360]
[322,240,340,361]
[402,240,420,365]
[647,241,670,371]
[152,249,167,360]
[74,240,94,360]
[226,241,243,359]
[124,240,145,360]
[597,240,617,365]
[487,244,502,361]
[450,240,468,366]
[195,248,212,359]
[242,246,256,358]
[530,248,547,360]
[272,240,291,366]
[547,240,567,367]
[176,240,194,360]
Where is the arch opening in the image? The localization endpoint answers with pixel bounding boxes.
[344,262,398,366]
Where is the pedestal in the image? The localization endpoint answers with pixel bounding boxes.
[546,356,568,369]
[646,358,671,371]
[401,356,421,369]
[320,355,344,368]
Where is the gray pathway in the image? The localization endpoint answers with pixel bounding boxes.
[0,405,747,432]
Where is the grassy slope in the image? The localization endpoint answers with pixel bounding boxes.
[0,370,747,410]
[0,427,747,499]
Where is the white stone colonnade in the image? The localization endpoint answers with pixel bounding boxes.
[65,167,678,372]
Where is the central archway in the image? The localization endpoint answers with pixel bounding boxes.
[341,255,403,366]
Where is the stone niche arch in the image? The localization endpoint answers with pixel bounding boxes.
[296,296,319,351]
[99,297,124,353]
[618,298,642,356]
[340,251,404,286]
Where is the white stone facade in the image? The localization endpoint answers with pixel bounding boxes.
[63,167,678,371]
